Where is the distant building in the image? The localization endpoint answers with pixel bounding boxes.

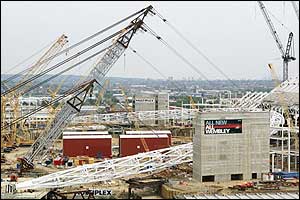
[168,76,173,81]
[132,91,169,125]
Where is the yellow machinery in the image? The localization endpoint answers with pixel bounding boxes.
[120,86,132,112]
[268,63,298,151]
[118,85,149,152]
[2,34,68,148]
[47,77,66,116]
[189,96,196,109]
[96,80,110,112]
[140,137,150,152]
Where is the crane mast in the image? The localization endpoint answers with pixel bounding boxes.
[257,1,296,82]
[283,32,296,81]
[20,5,154,170]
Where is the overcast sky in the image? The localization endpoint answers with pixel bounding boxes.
[1,1,299,80]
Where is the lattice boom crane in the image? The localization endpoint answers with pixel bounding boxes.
[19,5,154,170]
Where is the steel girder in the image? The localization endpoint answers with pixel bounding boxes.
[233,78,299,110]
[23,43,126,164]
[15,143,192,191]
[71,109,198,125]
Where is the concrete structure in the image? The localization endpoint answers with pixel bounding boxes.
[193,111,270,182]
[132,91,169,125]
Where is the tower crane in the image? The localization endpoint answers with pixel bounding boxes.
[18,6,155,171]
[257,1,296,82]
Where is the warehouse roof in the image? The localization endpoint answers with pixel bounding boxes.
[126,130,171,134]
[63,135,111,139]
[120,134,168,138]
[63,131,108,135]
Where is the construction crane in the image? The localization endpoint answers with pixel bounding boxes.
[268,64,299,165]
[12,143,192,191]
[47,77,67,116]
[257,1,296,82]
[96,79,110,111]
[1,35,68,148]
[189,96,196,109]
[118,86,150,152]
[1,80,97,130]
[18,6,154,170]
[291,1,299,21]
[74,79,109,128]
[119,86,132,112]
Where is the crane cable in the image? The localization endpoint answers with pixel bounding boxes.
[2,39,57,84]
[19,45,113,96]
[267,8,292,32]
[128,46,184,91]
[1,29,123,97]
[1,80,96,130]
[1,6,148,84]
[128,46,196,132]
[152,8,240,89]
[142,23,211,84]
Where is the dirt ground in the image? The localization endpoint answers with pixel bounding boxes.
[2,138,297,199]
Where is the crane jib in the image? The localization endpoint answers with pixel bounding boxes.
[19,6,154,170]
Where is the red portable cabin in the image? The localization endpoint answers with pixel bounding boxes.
[63,131,112,158]
[125,130,172,146]
[119,134,170,157]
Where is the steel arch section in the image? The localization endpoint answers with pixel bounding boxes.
[15,143,192,191]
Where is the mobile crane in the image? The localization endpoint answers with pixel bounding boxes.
[16,5,155,171]
[1,35,68,148]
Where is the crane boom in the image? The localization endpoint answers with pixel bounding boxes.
[257,1,285,56]
[20,6,154,169]
[257,1,296,82]
[283,32,296,81]
[1,80,96,130]
[1,35,68,148]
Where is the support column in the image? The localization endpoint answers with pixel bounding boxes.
[295,155,297,171]
[288,129,291,172]
[281,130,284,170]
[281,110,284,171]
[271,153,275,172]
[128,187,132,199]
